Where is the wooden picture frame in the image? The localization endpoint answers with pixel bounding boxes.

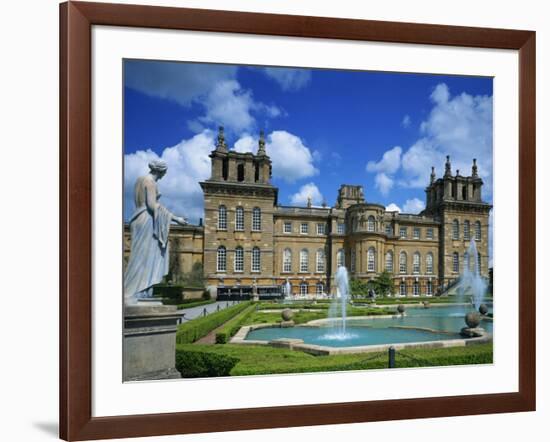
[59,1,536,440]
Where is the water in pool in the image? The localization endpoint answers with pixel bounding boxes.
[244,305,493,348]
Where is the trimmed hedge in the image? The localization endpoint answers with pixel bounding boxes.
[176,302,251,344]
[176,349,239,378]
[215,304,257,344]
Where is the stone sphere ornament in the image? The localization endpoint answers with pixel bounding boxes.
[397,304,405,314]
[479,304,489,315]
[281,308,294,321]
[465,311,481,328]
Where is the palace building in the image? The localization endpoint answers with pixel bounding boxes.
[124,127,492,299]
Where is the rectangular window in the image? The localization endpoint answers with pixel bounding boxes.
[413,227,420,239]
[316,283,324,295]
[337,223,345,234]
[218,206,227,230]
[316,223,326,235]
[252,208,261,231]
[350,250,356,272]
[316,250,325,273]
[400,281,407,296]
[234,248,244,272]
[300,283,308,295]
[283,221,292,233]
[426,228,434,239]
[399,227,407,239]
[300,250,309,272]
[235,208,244,231]
[413,281,419,296]
[426,280,433,296]
[251,248,261,272]
[385,224,393,236]
[300,223,309,234]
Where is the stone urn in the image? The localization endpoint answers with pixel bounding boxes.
[479,304,489,315]
[281,308,295,328]
[465,311,481,328]
[281,308,294,321]
[397,304,405,314]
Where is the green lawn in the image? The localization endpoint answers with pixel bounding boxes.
[176,342,493,376]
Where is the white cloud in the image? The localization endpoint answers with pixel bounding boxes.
[402,198,425,214]
[289,183,324,206]
[374,172,394,196]
[402,114,411,128]
[385,203,401,212]
[124,130,215,223]
[366,146,402,174]
[263,68,312,91]
[401,83,493,194]
[232,134,256,153]
[198,80,257,134]
[266,131,319,182]
[125,60,237,106]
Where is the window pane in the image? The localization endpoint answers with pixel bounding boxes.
[217,246,226,272]
[252,208,261,231]
[234,247,243,272]
[252,247,261,272]
[218,206,227,230]
[235,207,244,231]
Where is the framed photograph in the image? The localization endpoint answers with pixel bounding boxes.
[60,1,535,440]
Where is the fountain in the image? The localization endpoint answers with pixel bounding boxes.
[458,239,488,310]
[285,279,291,299]
[324,266,355,340]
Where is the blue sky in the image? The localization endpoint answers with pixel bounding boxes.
[124,59,493,225]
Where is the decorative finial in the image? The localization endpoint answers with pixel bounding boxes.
[444,155,452,177]
[456,169,460,177]
[322,200,327,208]
[307,196,312,208]
[216,126,227,152]
[430,166,436,184]
[257,129,266,155]
[472,158,478,177]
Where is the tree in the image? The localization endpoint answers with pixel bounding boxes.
[373,270,393,297]
[349,278,369,298]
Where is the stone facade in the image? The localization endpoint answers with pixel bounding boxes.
[124,128,492,298]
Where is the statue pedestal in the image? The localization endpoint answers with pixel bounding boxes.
[124,304,182,381]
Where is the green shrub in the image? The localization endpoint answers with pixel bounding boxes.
[176,349,239,378]
[176,302,251,344]
[215,305,256,344]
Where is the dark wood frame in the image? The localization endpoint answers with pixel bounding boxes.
[60,1,536,440]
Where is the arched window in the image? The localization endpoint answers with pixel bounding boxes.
[367,247,376,272]
[316,249,325,273]
[426,252,434,274]
[452,219,459,240]
[217,246,226,272]
[337,249,345,268]
[413,252,421,274]
[218,205,227,230]
[367,215,376,232]
[399,251,407,274]
[283,248,292,273]
[350,249,356,272]
[475,221,482,241]
[300,282,308,296]
[464,220,470,241]
[300,249,309,272]
[477,252,482,274]
[385,251,394,273]
[316,283,325,295]
[464,251,470,273]
[235,207,244,231]
[413,280,419,296]
[399,280,407,296]
[252,207,261,231]
[234,246,244,272]
[251,247,261,272]
[452,252,459,273]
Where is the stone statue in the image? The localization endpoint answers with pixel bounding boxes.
[124,160,187,305]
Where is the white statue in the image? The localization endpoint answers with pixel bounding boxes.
[124,160,187,305]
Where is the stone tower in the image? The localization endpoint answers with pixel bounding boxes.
[422,156,492,290]
[200,127,278,297]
